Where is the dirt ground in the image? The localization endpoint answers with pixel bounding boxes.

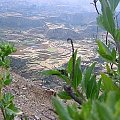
[0,72,57,120]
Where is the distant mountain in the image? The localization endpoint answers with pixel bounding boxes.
[0,0,96,13]
[0,0,119,40]
[0,16,46,29]
[0,0,119,14]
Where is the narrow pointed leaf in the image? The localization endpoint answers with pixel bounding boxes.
[52,97,72,120]
[58,91,71,100]
[108,0,120,12]
[82,62,96,93]
[98,0,115,35]
[91,101,114,120]
[72,57,82,90]
[67,49,77,74]
[41,70,69,82]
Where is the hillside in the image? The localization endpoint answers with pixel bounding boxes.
[1,72,56,120]
[0,0,102,40]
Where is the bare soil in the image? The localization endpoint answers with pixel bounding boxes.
[1,72,57,120]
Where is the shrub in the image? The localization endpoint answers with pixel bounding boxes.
[42,0,120,120]
[0,42,22,120]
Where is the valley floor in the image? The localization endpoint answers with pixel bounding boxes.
[10,39,102,88]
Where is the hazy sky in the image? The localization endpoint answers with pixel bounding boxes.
[29,0,119,10]
[29,0,93,5]
[28,0,97,12]
[2,0,120,12]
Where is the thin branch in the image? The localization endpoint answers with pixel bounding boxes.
[94,0,100,15]
[91,0,100,15]
[63,85,82,105]
[92,0,115,69]
[48,108,57,115]
[1,108,6,120]
[67,38,75,82]
[105,31,114,69]
[105,32,108,45]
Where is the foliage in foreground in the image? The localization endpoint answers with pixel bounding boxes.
[0,43,22,120]
[42,0,120,120]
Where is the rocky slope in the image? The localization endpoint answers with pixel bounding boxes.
[1,72,57,120]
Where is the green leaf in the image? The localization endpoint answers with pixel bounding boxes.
[57,67,68,76]
[67,104,80,120]
[67,105,76,119]
[98,0,115,35]
[5,103,22,116]
[80,101,92,120]
[108,0,120,12]
[72,57,82,90]
[58,91,71,100]
[86,75,95,98]
[0,43,16,57]
[91,101,114,120]
[115,100,120,118]
[41,70,69,83]
[96,40,114,62]
[111,48,116,61]
[81,62,101,100]
[82,62,96,92]
[96,79,102,99]
[96,40,111,55]
[4,74,12,86]
[3,93,14,104]
[67,49,77,74]
[106,64,111,74]
[106,91,120,112]
[98,92,107,102]
[52,97,72,120]
[101,73,118,91]
[41,70,61,76]
[115,29,120,41]
[85,75,101,100]
[4,78,12,86]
